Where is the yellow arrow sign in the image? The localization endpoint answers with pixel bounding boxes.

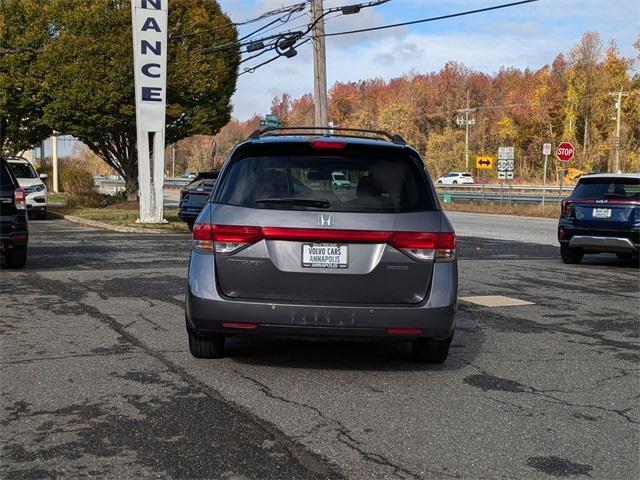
[476,156,494,170]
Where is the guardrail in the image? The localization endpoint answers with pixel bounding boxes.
[94,177,572,204]
[95,177,191,191]
[435,183,574,192]
[434,183,573,204]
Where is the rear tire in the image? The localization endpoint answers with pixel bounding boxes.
[40,209,47,220]
[5,246,27,269]
[437,180,443,184]
[560,244,583,264]
[452,180,458,184]
[188,330,225,358]
[411,334,453,364]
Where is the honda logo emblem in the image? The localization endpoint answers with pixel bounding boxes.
[318,213,335,226]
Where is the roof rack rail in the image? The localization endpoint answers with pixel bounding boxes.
[248,126,406,145]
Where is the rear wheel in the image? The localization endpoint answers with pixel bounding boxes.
[411,334,453,364]
[187,329,225,358]
[452,180,458,184]
[437,180,443,184]
[5,246,27,269]
[40,208,47,220]
[560,244,584,264]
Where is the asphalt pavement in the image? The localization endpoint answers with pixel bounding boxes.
[1,215,638,480]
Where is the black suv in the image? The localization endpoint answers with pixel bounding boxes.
[1,156,29,268]
[558,173,639,264]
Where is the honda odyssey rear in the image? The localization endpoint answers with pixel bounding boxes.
[185,128,458,363]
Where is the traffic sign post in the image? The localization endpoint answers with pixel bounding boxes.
[475,156,494,204]
[497,147,515,203]
[542,143,551,206]
[556,142,574,205]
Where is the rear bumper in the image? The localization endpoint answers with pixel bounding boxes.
[558,222,640,254]
[568,235,638,253]
[186,252,457,340]
[178,208,201,222]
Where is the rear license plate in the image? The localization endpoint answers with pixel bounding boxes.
[302,243,348,269]
[592,208,612,218]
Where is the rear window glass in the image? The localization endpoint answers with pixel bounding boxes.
[217,155,434,213]
[9,162,37,179]
[1,162,15,190]
[189,178,216,190]
[572,177,640,199]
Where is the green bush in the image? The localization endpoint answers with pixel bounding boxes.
[59,164,95,194]
[99,190,128,207]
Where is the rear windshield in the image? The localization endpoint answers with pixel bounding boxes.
[217,155,434,212]
[9,162,38,179]
[572,177,640,200]
[1,162,16,190]
[189,178,216,190]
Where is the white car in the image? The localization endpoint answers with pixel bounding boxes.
[7,158,48,219]
[435,172,475,185]
[331,171,352,190]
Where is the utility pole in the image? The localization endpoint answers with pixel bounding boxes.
[171,144,176,178]
[609,88,629,173]
[51,132,59,193]
[311,0,328,127]
[456,90,475,172]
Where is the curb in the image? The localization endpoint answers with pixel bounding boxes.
[48,210,183,234]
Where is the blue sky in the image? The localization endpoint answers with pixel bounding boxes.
[223,0,639,120]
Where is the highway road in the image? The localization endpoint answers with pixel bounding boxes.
[1,214,638,480]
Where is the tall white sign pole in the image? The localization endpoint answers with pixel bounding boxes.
[131,0,167,223]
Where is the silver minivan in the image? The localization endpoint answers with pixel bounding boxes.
[186,128,458,363]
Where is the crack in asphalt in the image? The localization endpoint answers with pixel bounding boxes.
[232,369,509,480]
[462,360,639,425]
[5,271,342,479]
[234,369,434,480]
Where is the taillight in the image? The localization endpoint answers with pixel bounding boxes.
[561,199,574,217]
[193,225,456,261]
[14,188,26,210]
[192,224,214,252]
[390,231,456,262]
[212,225,262,254]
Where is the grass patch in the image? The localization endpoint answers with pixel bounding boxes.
[442,201,560,219]
[52,199,189,233]
[47,193,69,205]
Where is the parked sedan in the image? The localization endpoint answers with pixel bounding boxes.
[558,173,639,264]
[178,171,219,230]
[435,172,474,185]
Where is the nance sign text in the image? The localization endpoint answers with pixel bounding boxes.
[131,0,167,131]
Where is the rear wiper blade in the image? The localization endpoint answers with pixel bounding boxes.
[255,198,331,208]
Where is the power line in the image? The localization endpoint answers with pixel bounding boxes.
[169,2,307,40]
[320,0,540,37]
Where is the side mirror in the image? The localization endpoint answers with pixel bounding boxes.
[39,173,48,180]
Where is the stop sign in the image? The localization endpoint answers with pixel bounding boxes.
[556,142,574,162]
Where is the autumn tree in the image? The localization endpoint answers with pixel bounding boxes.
[32,0,238,198]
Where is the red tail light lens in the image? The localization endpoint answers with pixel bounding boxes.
[192,223,214,252]
[561,199,574,217]
[194,225,456,261]
[14,188,26,210]
[212,225,262,254]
